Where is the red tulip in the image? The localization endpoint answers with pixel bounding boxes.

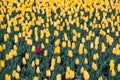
[36,46,41,54]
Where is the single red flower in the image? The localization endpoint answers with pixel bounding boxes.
[36,46,41,54]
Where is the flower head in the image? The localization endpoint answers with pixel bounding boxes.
[36,46,41,54]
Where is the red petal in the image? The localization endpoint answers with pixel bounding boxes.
[36,46,41,54]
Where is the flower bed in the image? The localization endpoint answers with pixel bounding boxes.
[0,0,120,80]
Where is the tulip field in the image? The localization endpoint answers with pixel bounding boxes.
[0,0,120,80]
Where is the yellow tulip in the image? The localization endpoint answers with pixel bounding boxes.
[12,70,16,78]
[95,44,98,50]
[98,76,103,80]
[12,50,17,56]
[41,43,45,49]
[111,69,116,77]
[14,35,18,43]
[66,66,70,72]
[55,39,60,46]
[13,45,17,50]
[80,67,85,74]
[67,26,70,31]
[69,70,75,79]
[9,52,13,59]
[31,46,35,52]
[22,58,26,65]
[5,74,11,80]
[57,56,61,64]
[17,65,21,72]
[72,29,77,35]
[51,58,56,66]
[15,72,20,80]
[44,50,48,57]
[93,53,99,60]
[45,38,49,44]
[18,33,22,38]
[54,30,59,37]
[71,42,75,49]
[14,27,20,32]
[50,65,55,71]
[54,46,60,54]
[77,32,81,38]
[35,36,38,42]
[109,59,115,71]
[2,44,6,50]
[36,67,40,74]
[0,60,5,68]
[84,58,88,65]
[25,53,29,60]
[7,27,11,33]
[0,45,3,52]
[35,59,40,66]
[75,58,79,65]
[86,35,91,41]
[43,78,47,80]
[79,43,84,54]
[68,50,73,58]
[117,64,120,72]
[101,42,106,53]
[100,29,106,36]
[62,41,66,48]
[84,48,88,54]
[83,70,90,80]
[31,61,35,68]
[82,38,85,43]
[92,62,98,71]
[6,54,10,60]
[65,72,70,79]
[115,31,119,37]
[46,31,50,38]
[68,40,71,48]
[56,74,61,80]
[27,39,32,45]
[4,34,9,42]
[72,35,77,42]
[33,76,39,80]
[60,26,63,31]
[46,70,51,77]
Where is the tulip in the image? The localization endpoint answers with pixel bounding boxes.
[36,46,41,54]
[68,50,73,58]
[5,74,11,80]
[46,70,51,77]
[56,74,61,80]
[33,76,39,80]
[83,70,90,80]
[54,46,60,54]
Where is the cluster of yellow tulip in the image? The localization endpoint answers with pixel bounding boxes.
[112,44,120,56]
[65,66,75,79]
[6,49,17,60]
[0,0,120,79]
[106,35,114,46]
[80,67,90,80]
[79,43,84,54]
[12,70,20,80]
[93,53,99,60]
[109,59,116,76]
